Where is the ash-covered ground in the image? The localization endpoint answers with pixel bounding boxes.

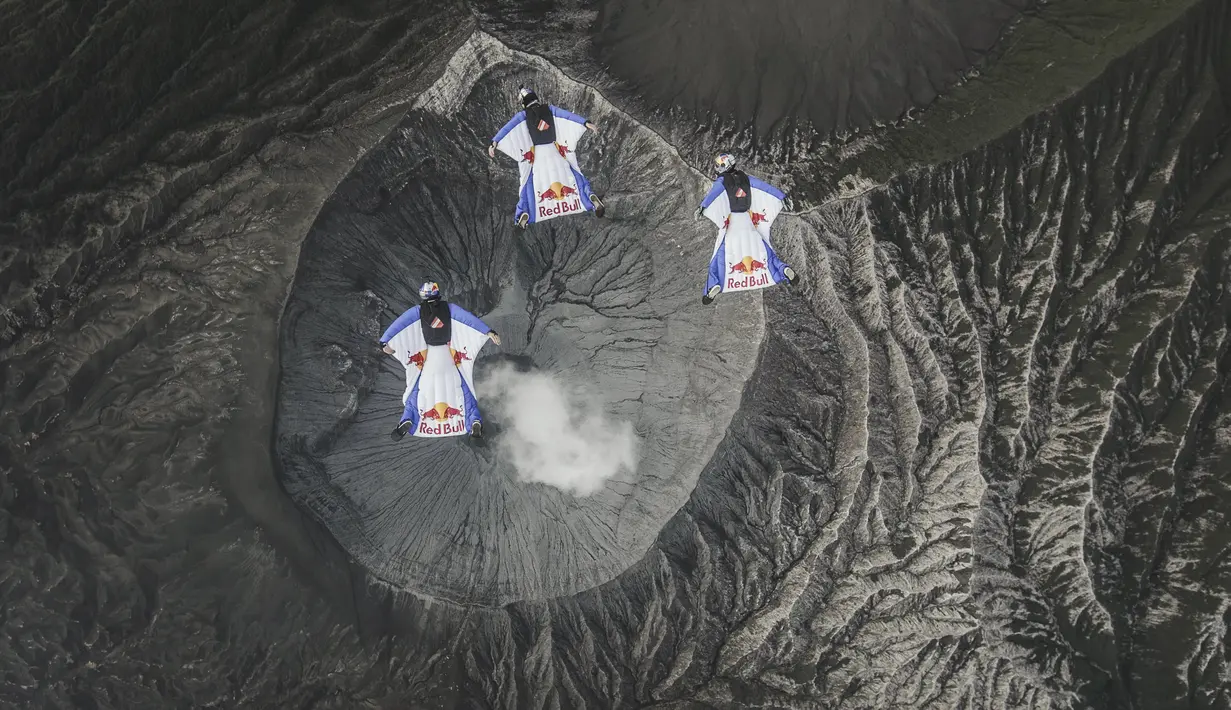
[3,0,1230,708]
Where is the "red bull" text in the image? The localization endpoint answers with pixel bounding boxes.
[727,272,771,290]
[419,402,465,436]
[729,256,766,274]
[537,180,583,219]
[726,255,770,290]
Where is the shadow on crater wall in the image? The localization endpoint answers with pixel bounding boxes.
[591,0,1027,136]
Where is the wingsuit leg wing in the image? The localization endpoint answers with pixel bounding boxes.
[705,229,728,297]
[399,380,422,430]
[517,174,537,225]
[459,378,482,434]
[761,241,792,284]
[515,159,534,223]
[567,163,596,211]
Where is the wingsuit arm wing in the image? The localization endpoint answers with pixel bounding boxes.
[550,105,589,148]
[494,111,534,160]
[700,178,731,227]
[447,304,492,335]
[748,176,786,201]
[748,176,786,230]
[447,304,495,391]
[381,305,420,344]
[380,306,426,368]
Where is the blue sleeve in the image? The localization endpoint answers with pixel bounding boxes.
[494,111,527,142]
[700,178,725,208]
[449,304,491,334]
[380,306,420,343]
[550,105,588,125]
[749,176,786,200]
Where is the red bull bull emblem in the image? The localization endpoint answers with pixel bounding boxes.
[419,401,466,435]
[727,255,770,290]
[450,346,471,367]
[556,143,568,158]
[536,180,583,219]
[407,349,428,370]
[749,210,767,227]
[722,215,730,230]
[522,148,535,163]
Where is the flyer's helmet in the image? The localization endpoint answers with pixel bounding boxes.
[714,152,738,174]
[520,86,540,108]
[419,282,441,300]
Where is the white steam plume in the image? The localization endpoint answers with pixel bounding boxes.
[481,364,639,496]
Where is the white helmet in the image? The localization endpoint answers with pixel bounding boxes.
[419,281,441,300]
[714,152,737,174]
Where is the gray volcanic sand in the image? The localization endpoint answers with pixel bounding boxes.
[593,0,1028,134]
[275,37,767,606]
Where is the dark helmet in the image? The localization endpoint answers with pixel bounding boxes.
[520,85,541,108]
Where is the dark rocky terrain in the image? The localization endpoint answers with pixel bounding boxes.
[2,0,1229,707]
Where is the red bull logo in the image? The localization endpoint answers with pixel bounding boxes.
[556,143,569,158]
[419,401,466,435]
[749,210,768,227]
[538,181,577,202]
[450,346,471,367]
[537,180,583,219]
[407,349,428,370]
[727,255,770,290]
[523,149,535,163]
[729,255,766,274]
